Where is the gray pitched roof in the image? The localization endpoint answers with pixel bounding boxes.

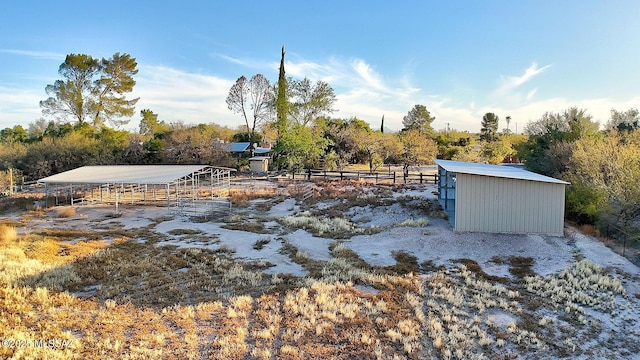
[435,160,569,184]
[38,165,212,185]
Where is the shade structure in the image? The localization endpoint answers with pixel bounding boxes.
[37,165,234,215]
[38,165,217,185]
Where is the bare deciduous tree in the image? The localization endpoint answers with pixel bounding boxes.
[226,74,274,151]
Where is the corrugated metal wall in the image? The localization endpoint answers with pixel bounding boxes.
[455,173,565,235]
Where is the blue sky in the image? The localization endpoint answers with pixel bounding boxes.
[1,1,639,133]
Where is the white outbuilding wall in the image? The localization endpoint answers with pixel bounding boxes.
[436,160,569,236]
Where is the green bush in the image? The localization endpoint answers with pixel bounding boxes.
[565,181,606,224]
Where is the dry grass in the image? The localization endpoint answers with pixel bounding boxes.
[221,220,268,234]
[1,231,637,359]
[0,228,429,359]
[1,184,638,359]
[0,223,18,243]
[229,186,279,208]
[55,206,76,218]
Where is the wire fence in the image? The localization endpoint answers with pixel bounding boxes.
[600,221,640,265]
[289,169,438,184]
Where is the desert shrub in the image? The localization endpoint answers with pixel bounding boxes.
[565,181,607,224]
[280,211,363,238]
[523,259,625,313]
[253,238,271,250]
[167,229,203,235]
[388,250,420,274]
[20,263,81,291]
[221,221,268,234]
[397,217,429,227]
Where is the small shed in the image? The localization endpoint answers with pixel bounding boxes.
[249,157,270,173]
[435,160,569,235]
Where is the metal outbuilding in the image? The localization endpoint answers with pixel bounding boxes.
[37,165,234,214]
[435,160,569,235]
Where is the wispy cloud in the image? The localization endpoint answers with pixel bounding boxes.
[351,59,386,91]
[217,54,251,66]
[132,65,235,127]
[6,57,628,134]
[0,49,65,60]
[496,62,551,94]
[0,86,43,128]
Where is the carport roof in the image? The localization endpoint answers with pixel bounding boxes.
[435,160,569,185]
[38,165,217,185]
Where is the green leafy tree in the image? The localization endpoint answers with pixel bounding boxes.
[402,104,435,135]
[399,128,437,172]
[565,131,640,225]
[480,112,499,142]
[322,118,357,169]
[139,109,169,137]
[274,123,329,172]
[378,132,404,166]
[93,53,139,127]
[0,125,27,144]
[607,108,640,133]
[434,129,474,160]
[323,117,378,169]
[40,53,139,128]
[520,107,599,176]
[288,77,337,126]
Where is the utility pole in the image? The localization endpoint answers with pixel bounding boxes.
[8,168,13,195]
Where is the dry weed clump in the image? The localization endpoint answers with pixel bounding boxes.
[0,223,18,243]
[55,206,76,218]
[524,259,626,313]
[397,217,430,227]
[423,266,544,359]
[221,220,268,234]
[229,186,279,207]
[280,211,364,238]
[280,280,424,359]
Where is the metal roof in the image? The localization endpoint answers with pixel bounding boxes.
[435,160,569,185]
[229,142,250,152]
[38,165,214,185]
[254,147,271,154]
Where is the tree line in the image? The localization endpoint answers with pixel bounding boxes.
[1,50,639,237]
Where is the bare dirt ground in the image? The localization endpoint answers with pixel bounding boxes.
[1,181,639,359]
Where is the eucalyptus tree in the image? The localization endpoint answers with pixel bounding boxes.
[40,52,139,128]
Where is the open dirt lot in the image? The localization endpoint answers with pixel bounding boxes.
[1,181,638,359]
